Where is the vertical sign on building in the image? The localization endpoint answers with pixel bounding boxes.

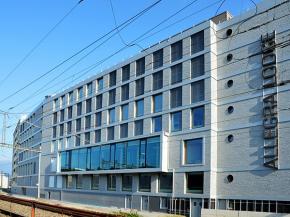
[261,31,278,169]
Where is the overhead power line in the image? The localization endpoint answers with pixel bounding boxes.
[0,0,162,106]
[0,0,84,88]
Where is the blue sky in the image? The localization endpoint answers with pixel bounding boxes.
[0,0,260,174]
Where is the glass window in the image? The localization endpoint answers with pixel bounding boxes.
[87,82,93,96]
[53,112,57,124]
[67,121,72,134]
[109,71,117,87]
[109,89,116,105]
[86,98,92,113]
[95,129,101,143]
[121,104,129,121]
[59,124,64,136]
[78,87,83,100]
[159,173,172,193]
[68,91,73,105]
[191,30,204,54]
[135,78,144,96]
[135,99,144,117]
[66,136,73,148]
[91,175,99,189]
[67,106,73,119]
[146,137,160,168]
[90,146,100,170]
[53,126,57,138]
[67,175,73,188]
[71,148,87,171]
[153,49,163,69]
[115,143,126,169]
[76,118,81,132]
[126,140,139,169]
[107,174,116,191]
[153,70,163,91]
[107,126,114,141]
[171,87,182,108]
[95,112,102,127]
[121,84,129,101]
[75,134,81,146]
[77,102,82,116]
[153,94,162,113]
[76,175,83,189]
[139,174,151,192]
[152,116,162,132]
[122,175,132,191]
[120,123,128,138]
[61,152,70,171]
[97,77,104,91]
[191,55,204,79]
[184,138,203,164]
[109,108,115,123]
[96,95,102,110]
[122,64,130,82]
[191,80,204,103]
[110,144,115,169]
[85,115,91,129]
[192,106,204,128]
[187,172,203,193]
[171,111,182,132]
[60,109,65,122]
[135,120,143,136]
[101,145,111,169]
[171,63,182,84]
[171,40,182,62]
[85,132,90,144]
[136,57,145,76]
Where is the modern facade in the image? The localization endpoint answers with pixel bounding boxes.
[12,0,290,216]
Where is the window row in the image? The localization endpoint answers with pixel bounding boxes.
[61,136,160,171]
[65,171,204,194]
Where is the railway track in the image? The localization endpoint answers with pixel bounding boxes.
[0,194,117,217]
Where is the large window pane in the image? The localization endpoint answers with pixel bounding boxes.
[191,80,204,103]
[153,49,163,69]
[95,112,102,127]
[192,106,204,128]
[122,175,133,191]
[153,94,162,113]
[77,102,82,116]
[139,140,146,168]
[87,82,93,96]
[159,173,172,193]
[122,64,130,82]
[191,55,204,79]
[91,174,99,189]
[139,174,151,192]
[61,152,70,171]
[85,115,91,129]
[53,112,57,124]
[122,104,129,121]
[171,63,182,84]
[115,143,126,169]
[76,118,81,132]
[107,174,116,191]
[136,99,144,117]
[109,89,116,105]
[109,71,117,87]
[107,126,114,141]
[121,84,129,101]
[185,138,203,164]
[96,95,102,109]
[136,57,145,76]
[134,120,143,136]
[101,145,111,169]
[153,116,162,132]
[90,146,100,170]
[171,111,182,132]
[70,148,87,171]
[120,123,128,138]
[97,77,103,91]
[187,172,203,193]
[191,30,204,54]
[126,140,139,168]
[86,98,92,113]
[146,137,160,168]
[135,78,144,96]
[153,71,163,90]
[95,129,101,143]
[171,40,182,62]
[109,108,115,123]
[171,87,182,108]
